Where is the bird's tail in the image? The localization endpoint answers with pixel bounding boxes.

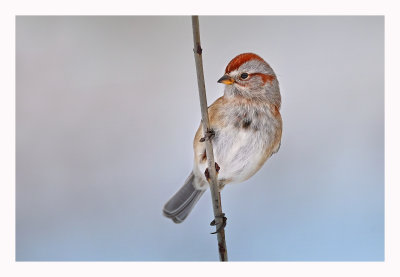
[163,172,206,223]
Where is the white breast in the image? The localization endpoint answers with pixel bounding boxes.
[213,126,270,183]
[193,100,280,189]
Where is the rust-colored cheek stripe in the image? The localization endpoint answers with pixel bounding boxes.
[252,73,275,84]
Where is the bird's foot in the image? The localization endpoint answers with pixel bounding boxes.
[204,162,220,180]
[199,129,215,142]
[210,213,227,234]
[215,162,220,173]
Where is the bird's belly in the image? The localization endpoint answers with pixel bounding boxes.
[213,126,271,183]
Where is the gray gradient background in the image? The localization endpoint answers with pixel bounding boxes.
[16,16,384,261]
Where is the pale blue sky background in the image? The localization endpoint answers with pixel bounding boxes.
[16,16,384,261]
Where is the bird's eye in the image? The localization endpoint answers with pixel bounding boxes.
[240,73,249,79]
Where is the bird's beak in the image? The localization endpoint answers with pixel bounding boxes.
[217,75,234,85]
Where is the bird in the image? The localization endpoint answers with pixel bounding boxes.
[163,53,282,224]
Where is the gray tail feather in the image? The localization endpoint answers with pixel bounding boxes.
[163,172,206,223]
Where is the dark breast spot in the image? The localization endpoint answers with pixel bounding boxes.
[242,118,252,129]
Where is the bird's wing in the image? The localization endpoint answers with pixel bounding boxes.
[193,97,226,165]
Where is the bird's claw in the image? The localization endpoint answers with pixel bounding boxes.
[204,162,220,180]
[210,213,227,234]
[215,162,220,173]
[199,129,215,142]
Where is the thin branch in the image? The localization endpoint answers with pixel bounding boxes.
[191,15,228,262]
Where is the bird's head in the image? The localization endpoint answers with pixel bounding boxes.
[218,53,280,105]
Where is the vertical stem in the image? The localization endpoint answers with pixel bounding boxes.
[191,15,228,262]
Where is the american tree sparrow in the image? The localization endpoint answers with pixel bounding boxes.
[163,53,282,223]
